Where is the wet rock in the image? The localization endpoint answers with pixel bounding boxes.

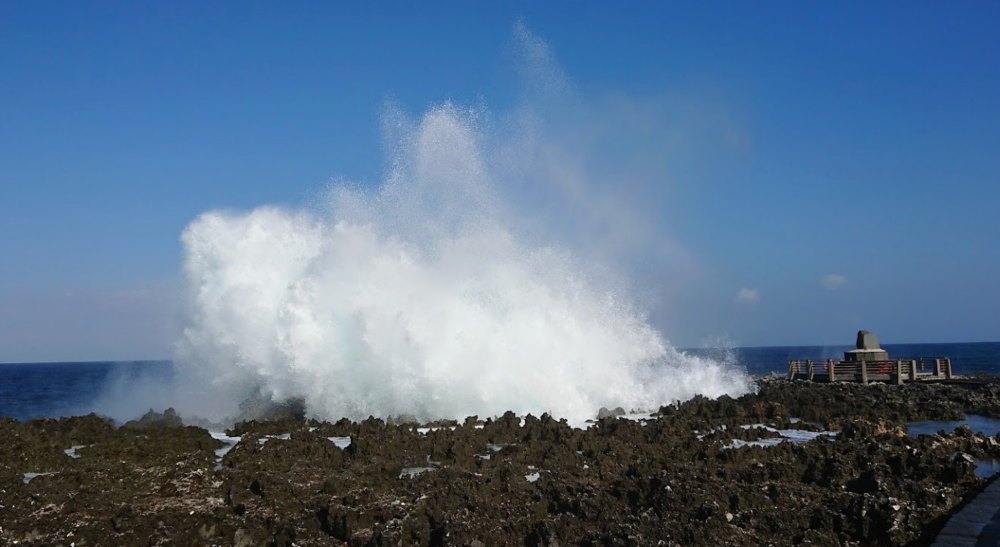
[237,387,306,422]
[3,382,1000,546]
[596,407,625,419]
[233,527,259,547]
[122,407,183,429]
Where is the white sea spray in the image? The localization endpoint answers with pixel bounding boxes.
[171,27,751,423]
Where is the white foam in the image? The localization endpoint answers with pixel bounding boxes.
[23,472,55,484]
[721,424,836,449]
[257,433,291,445]
[772,429,835,444]
[415,426,457,435]
[695,423,836,448]
[209,431,242,470]
[399,467,435,479]
[326,436,352,449]
[400,456,440,479]
[525,472,541,483]
[566,418,596,430]
[727,439,784,449]
[477,443,513,460]
[568,412,655,430]
[621,412,655,424]
[210,432,241,456]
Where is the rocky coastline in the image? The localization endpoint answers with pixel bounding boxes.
[5,378,1000,546]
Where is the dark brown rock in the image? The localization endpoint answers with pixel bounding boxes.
[4,380,1000,546]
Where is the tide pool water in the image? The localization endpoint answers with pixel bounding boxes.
[906,414,1000,438]
[905,415,1000,478]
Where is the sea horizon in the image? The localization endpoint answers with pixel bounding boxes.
[3,341,999,424]
[3,340,998,366]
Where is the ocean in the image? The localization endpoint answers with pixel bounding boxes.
[1,342,997,423]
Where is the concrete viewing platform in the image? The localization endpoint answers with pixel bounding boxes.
[787,356,953,384]
[787,330,953,384]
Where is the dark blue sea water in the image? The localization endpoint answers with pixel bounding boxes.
[0,361,174,423]
[1,343,997,422]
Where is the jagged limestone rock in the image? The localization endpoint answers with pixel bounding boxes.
[597,406,626,420]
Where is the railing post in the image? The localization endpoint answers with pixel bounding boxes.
[808,360,815,381]
[944,358,952,380]
[895,359,903,385]
[788,360,794,380]
[935,358,942,377]
[829,360,836,382]
[861,357,868,384]
[909,359,917,382]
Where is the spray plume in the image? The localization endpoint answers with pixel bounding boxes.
[172,26,750,423]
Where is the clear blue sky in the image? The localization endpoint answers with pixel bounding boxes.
[1,2,998,362]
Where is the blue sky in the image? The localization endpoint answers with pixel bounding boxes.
[1,2,998,362]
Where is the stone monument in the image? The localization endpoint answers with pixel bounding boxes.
[843,330,889,362]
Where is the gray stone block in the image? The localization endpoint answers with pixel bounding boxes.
[856,330,880,350]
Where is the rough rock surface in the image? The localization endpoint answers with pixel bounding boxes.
[857,330,881,350]
[4,379,1000,546]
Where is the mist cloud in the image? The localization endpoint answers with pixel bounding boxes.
[821,274,848,290]
[735,287,760,304]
